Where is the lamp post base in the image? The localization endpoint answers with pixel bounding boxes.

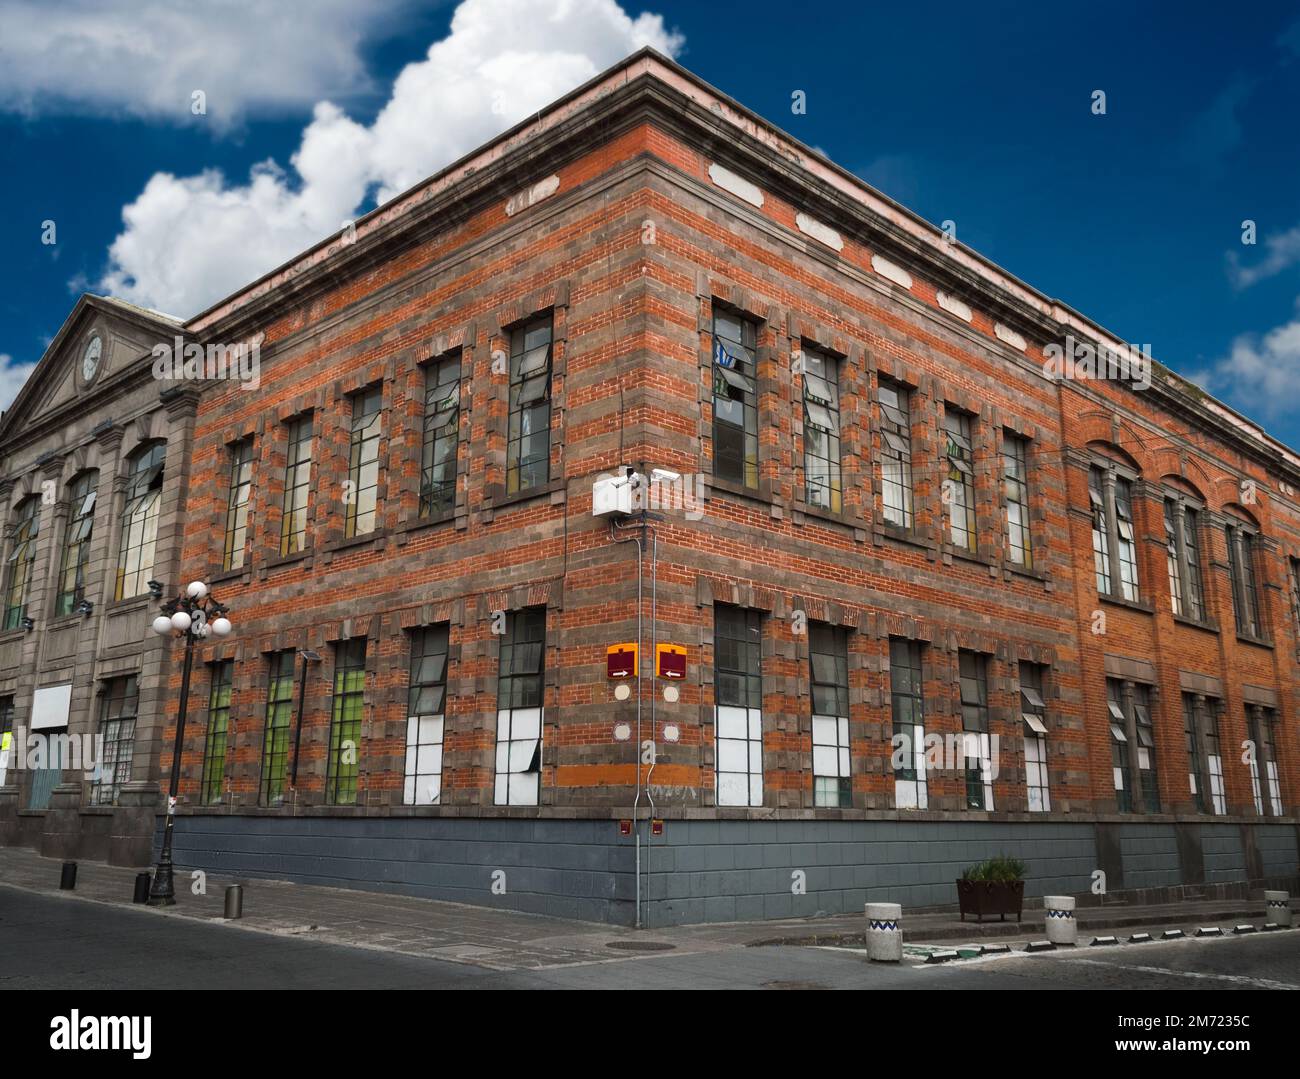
[147,860,176,906]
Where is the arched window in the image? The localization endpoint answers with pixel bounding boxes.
[55,471,98,616]
[3,496,41,629]
[116,443,165,600]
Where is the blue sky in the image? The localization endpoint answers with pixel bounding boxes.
[2,0,1299,449]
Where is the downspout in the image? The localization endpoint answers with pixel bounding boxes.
[610,516,643,928]
[644,525,658,927]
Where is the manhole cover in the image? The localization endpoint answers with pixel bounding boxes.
[762,980,829,990]
[605,940,677,952]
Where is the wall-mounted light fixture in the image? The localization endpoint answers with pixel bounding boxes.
[147,579,165,600]
[76,599,93,617]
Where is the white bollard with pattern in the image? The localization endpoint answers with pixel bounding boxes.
[865,902,903,962]
[1044,895,1077,945]
[1265,890,1291,927]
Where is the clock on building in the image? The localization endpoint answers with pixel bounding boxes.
[81,335,102,383]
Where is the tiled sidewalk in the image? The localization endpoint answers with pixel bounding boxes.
[0,846,1276,969]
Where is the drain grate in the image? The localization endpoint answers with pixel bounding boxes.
[605,940,677,952]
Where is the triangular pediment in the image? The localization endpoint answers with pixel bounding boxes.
[0,294,182,441]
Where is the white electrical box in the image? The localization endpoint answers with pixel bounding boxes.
[592,469,641,518]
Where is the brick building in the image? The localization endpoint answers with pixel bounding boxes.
[3,50,1299,926]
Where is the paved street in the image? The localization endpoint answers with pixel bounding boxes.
[3,887,1297,990]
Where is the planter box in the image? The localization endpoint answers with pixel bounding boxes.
[957,879,1024,923]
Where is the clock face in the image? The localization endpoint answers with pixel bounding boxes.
[81,336,102,382]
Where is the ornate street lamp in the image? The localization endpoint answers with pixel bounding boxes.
[147,580,232,905]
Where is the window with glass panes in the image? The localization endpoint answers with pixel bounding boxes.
[420,356,460,517]
[1003,434,1031,567]
[958,652,992,810]
[1291,557,1300,642]
[89,675,137,806]
[116,442,165,600]
[222,440,253,571]
[259,651,297,804]
[1226,524,1262,637]
[711,309,759,488]
[3,496,40,630]
[0,695,14,786]
[1114,477,1139,600]
[506,316,552,495]
[345,387,382,537]
[1089,468,1112,595]
[1182,693,1207,813]
[1107,679,1131,811]
[714,605,763,807]
[55,471,97,616]
[1132,684,1159,812]
[943,409,976,552]
[405,624,449,805]
[200,661,233,804]
[809,623,849,807]
[801,346,841,513]
[326,639,367,804]
[1251,708,1283,816]
[1164,500,1205,621]
[1203,699,1225,814]
[1019,663,1049,812]
[890,639,927,809]
[495,607,545,806]
[280,416,313,555]
[878,380,913,528]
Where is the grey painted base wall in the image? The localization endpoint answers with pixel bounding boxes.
[159,814,1300,927]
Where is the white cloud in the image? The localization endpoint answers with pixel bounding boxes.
[1228,223,1300,289]
[0,0,404,126]
[0,355,37,412]
[1192,301,1300,417]
[97,0,683,316]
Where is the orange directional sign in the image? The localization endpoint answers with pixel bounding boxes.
[607,642,638,679]
[656,643,686,680]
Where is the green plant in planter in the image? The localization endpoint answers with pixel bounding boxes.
[960,855,1026,882]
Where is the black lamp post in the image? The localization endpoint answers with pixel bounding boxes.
[147,581,232,906]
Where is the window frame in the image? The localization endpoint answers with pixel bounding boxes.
[200,660,233,804]
[889,638,927,809]
[1019,662,1050,812]
[258,650,297,805]
[115,441,167,601]
[1226,521,1263,638]
[344,387,383,538]
[89,675,138,807]
[809,622,850,807]
[958,651,993,810]
[877,378,914,529]
[506,315,553,496]
[800,344,842,513]
[279,415,314,556]
[325,638,367,805]
[419,355,461,519]
[495,607,546,806]
[222,439,254,571]
[711,308,759,490]
[55,471,98,617]
[943,408,977,553]
[1002,433,1032,568]
[3,495,41,630]
[405,624,449,805]
[714,604,763,807]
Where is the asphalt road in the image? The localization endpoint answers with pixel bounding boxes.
[2,888,1298,990]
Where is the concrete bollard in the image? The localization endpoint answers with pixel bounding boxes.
[59,862,77,890]
[1044,895,1076,946]
[224,884,244,920]
[865,902,903,962]
[1264,890,1291,927]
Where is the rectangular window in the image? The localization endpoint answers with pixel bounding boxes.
[1257,708,1283,816]
[3,496,40,630]
[345,387,382,538]
[259,651,297,805]
[1107,679,1131,812]
[326,639,367,805]
[1227,525,1262,637]
[958,651,993,810]
[506,316,553,495]
[495,607,545,806]
[222,440,254,571]
[890,639,926,809]
[1183,694,1223,815]
[1183,693,1206,813]
[420,356,461,518]
[200,661,233,804]
[89,675,138,806]
[1003,434,1032,567]
[1114,477,1139,601]
[116,443,165,600]
[801,346,841,513]
[943,409,976,552]
[405,624,449,806]
[1164,501,1184,617]
[714,605,762,807]
[1182,507,1205,620]
[809,623,849,807]
[279,416,313,555]
[1019,663,1049,812]
[878,379,914,529]
[1203,700,1225,815]
[1291,557,1300,643]
[1090,468,1112,596]
[0,695,14,786]
[1132,684,1159,812]
[712,309,759,488]
[55,472,97,616]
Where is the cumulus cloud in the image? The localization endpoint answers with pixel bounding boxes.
[96,0,683,316]
[1228,223,1300,289]
[0,355,38,412]
[0,0,403,127]
[1191,301,1300,417]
